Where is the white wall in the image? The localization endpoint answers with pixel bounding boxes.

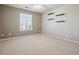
[41,5,79,42]
[0,7,2,39]
[0,15,1,39]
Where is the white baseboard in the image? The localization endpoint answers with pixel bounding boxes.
[0,33,79,44]
[0,36,20,42]
[0,38,12,42]
[0,33,42,42]
[56,35,79,44]
[44,33,79,44]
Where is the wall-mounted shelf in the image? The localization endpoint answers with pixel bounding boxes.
[48,18,54,20]
[56,13,65,16]
[48,13,54,15]
[56,20,65,23]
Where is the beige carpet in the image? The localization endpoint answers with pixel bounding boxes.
[0,33,79,55]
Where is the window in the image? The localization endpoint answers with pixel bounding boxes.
[20,13,32,31]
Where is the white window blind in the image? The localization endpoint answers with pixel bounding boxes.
[20,13,32,31]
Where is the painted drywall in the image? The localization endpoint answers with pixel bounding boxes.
[0,5,41,38]
[0,9,1,39]
[0,6,2,39]
[41,5,79,42]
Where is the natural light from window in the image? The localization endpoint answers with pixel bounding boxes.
[20,13,32,31]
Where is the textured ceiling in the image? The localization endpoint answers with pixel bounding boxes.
[4,4,64,13]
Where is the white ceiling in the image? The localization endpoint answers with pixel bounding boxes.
[4,4,64,13]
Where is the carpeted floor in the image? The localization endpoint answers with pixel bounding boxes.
[0,33,79,55]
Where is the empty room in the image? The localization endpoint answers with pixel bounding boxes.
[0,4,79,55]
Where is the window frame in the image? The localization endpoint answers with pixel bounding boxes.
[20,13,32,31]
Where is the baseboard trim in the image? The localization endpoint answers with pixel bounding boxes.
[0,38,12,42]
[0,33,42,42]
[0,36,21,42]
[44,33,79,44]
[0,33,79,44]
[55,35,79,44]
